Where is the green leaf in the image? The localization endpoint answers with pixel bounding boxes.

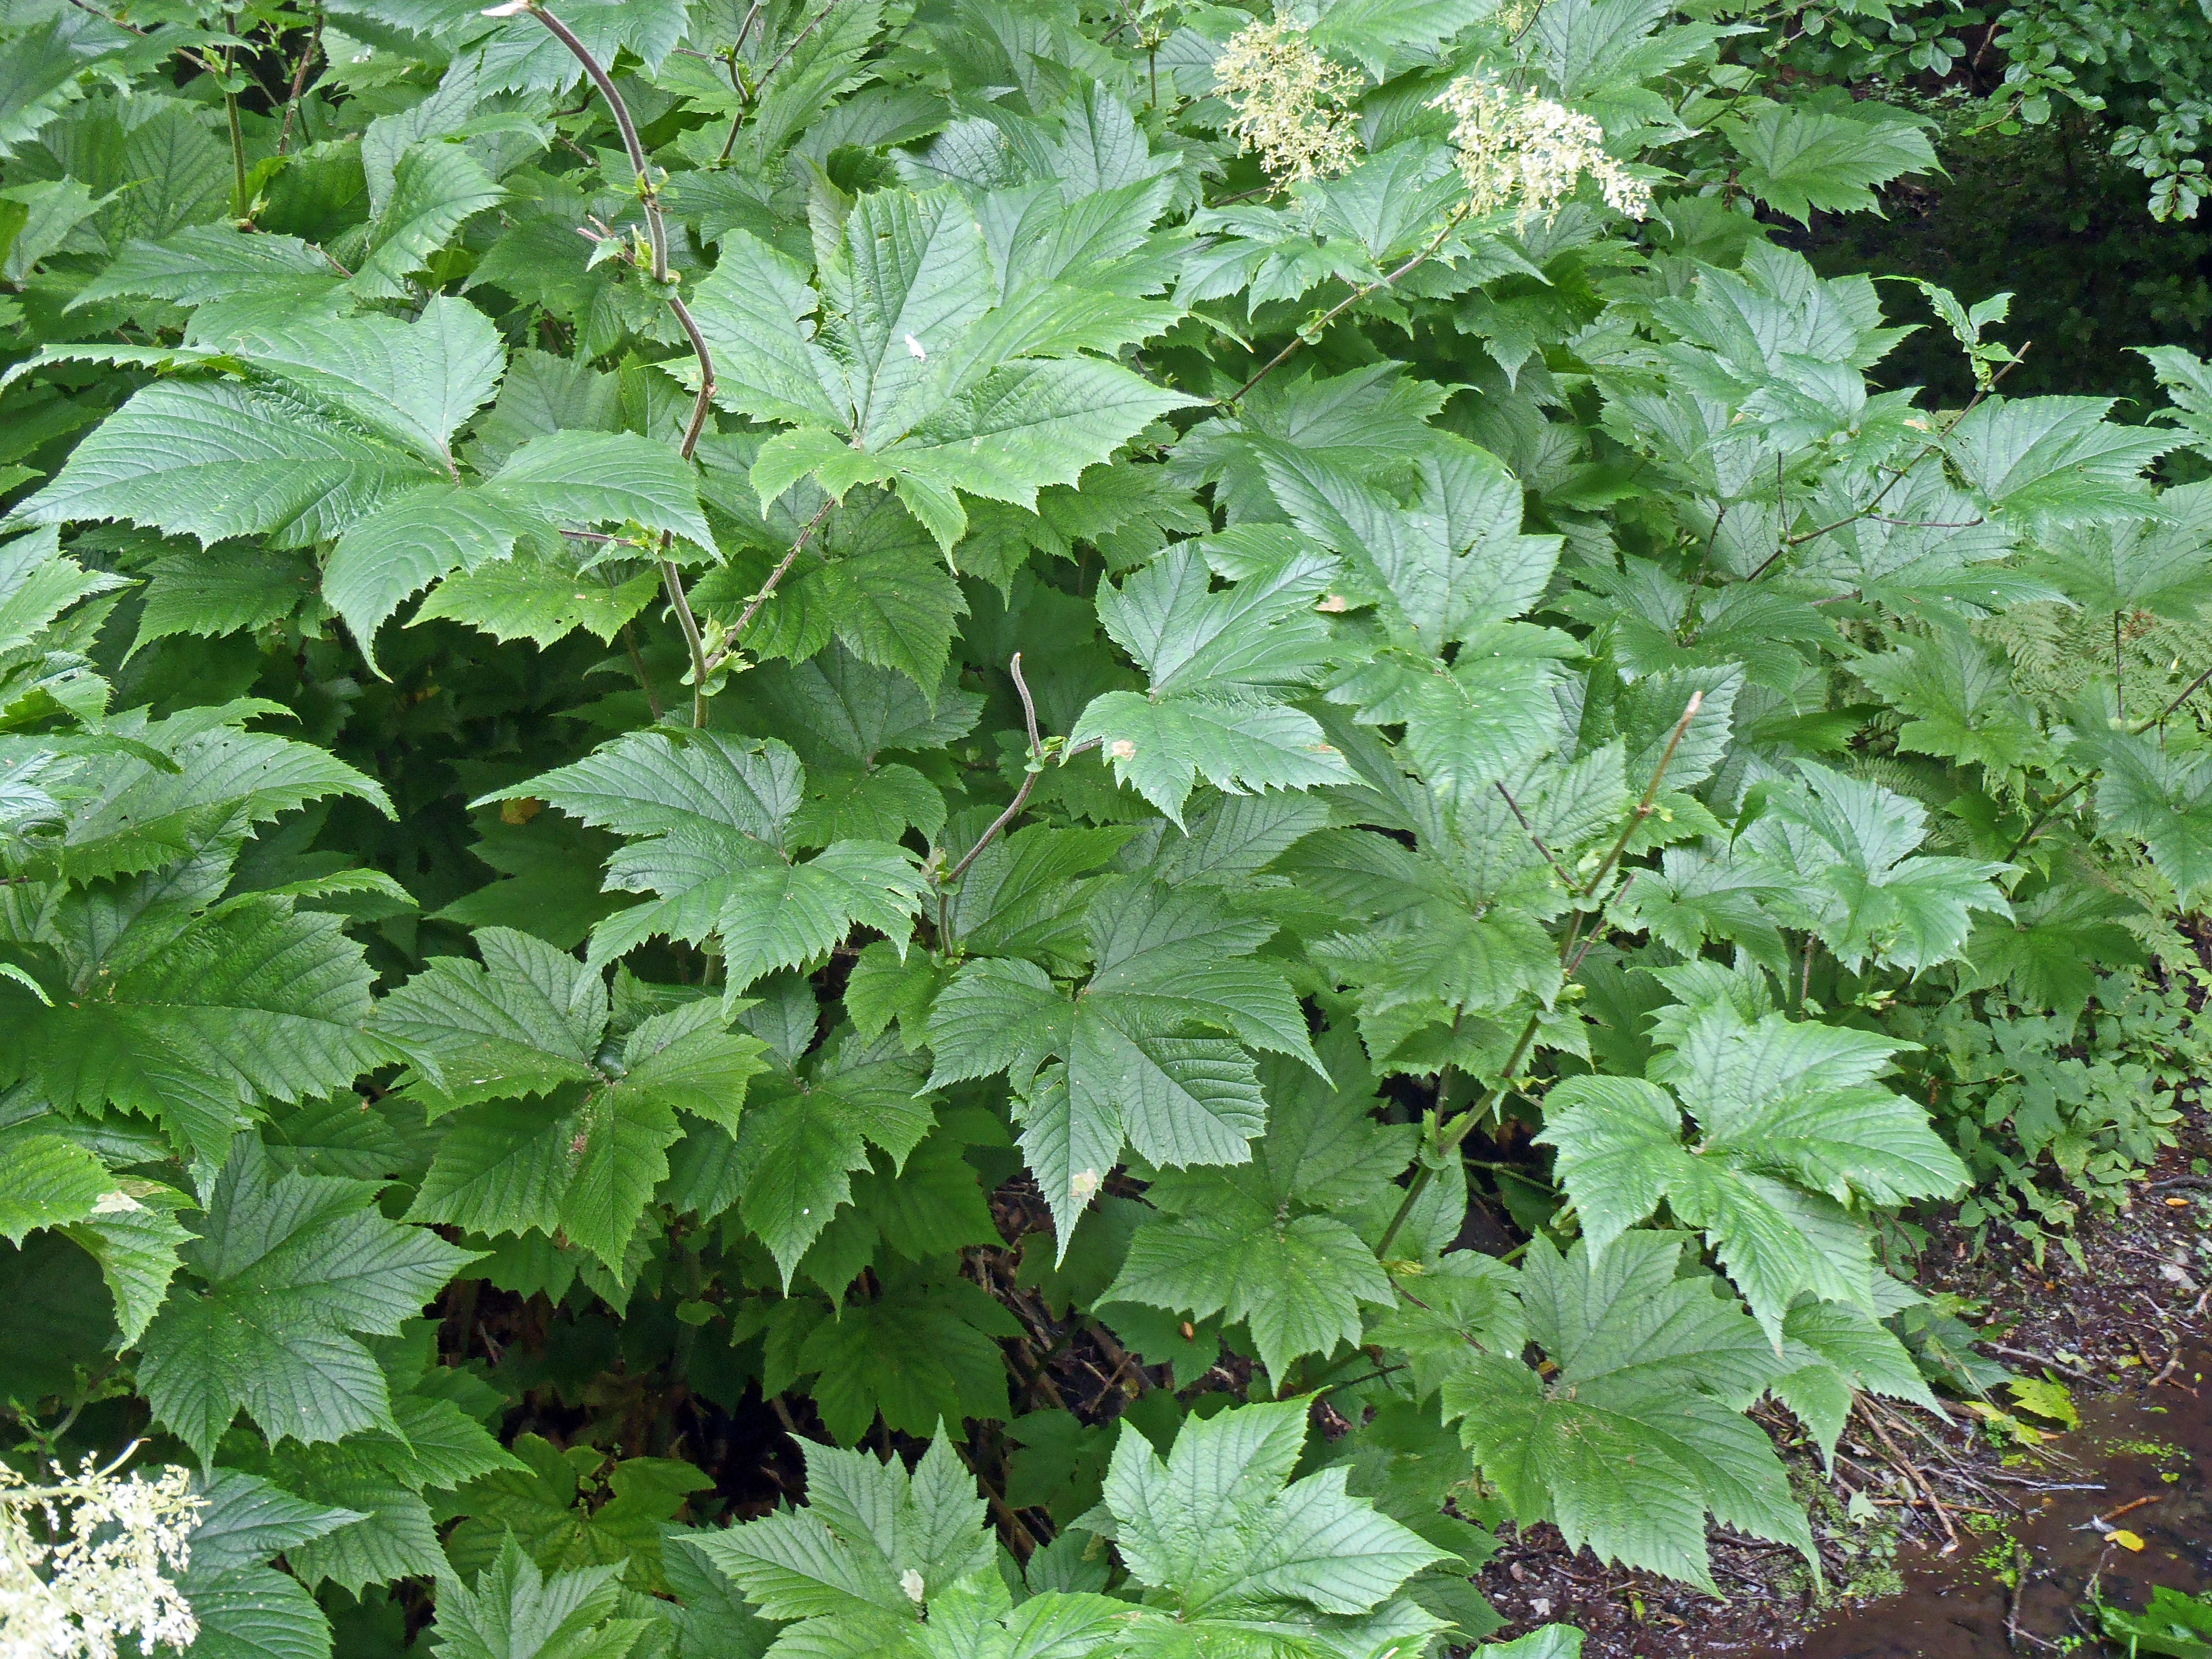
[1441,1235,1807,1591]
[1738,760,2011,972]
[1102,1395,1447,1617]
[690,1433,991,1639]
[1261,437,1562,656]
[390,933,764,1269]
[1769,1298,1940,1464]
[1542,1002,1966,1338]
[1727,104,1938,224]
[793,1277,1018,1441]
[35,895,391,1163]
[429,1536,647,1659]
[735,1030,938,1286]
[1073,545,1351,822]
[351,141,505,301]
[1105,1194,1392,1385]
[1944,396,2176,530]
[137,1134,477,1463]
[2081,724,2212,907]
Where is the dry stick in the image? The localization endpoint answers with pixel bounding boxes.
[1857,1400,1961,1551]
[517,0,721,723]
[1373,693,1705,1257]
[1225,199,1476,405]
[1985,1343,2109,1389]
[2005,1539,2031,1654]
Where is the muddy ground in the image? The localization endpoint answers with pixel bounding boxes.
[1470,1103,2212,1657]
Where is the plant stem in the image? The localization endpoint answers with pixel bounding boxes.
[222,15,249,214]
[1226,200,1475,405]
[275,8,323,155]
[708,496,837,668]
[525,1,721,725]
[935,653,1048,946]
[1373,693,1704,1258]
[1751,342,2031,578]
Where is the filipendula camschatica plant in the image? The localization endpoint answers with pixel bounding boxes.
[0,0,2204,1652]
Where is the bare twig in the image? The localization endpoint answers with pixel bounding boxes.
[1496,780,1575,888]
[1857,1400,1960,1551]
[1985,1343,2110,1388]
[1750,344,2031,579]
[713,496,838,657]
[935,655,1052,945]
[275,7,324,154]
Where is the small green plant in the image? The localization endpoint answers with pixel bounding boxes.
[2097,1584,2212,1657]
[1893,976,2201,1258]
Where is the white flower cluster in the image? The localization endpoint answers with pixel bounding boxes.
[1431,74,1651,223]
[1,1452,203,1659]
[1212,22,1366,184]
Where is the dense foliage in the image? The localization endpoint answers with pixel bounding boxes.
[0,0,2206,1654]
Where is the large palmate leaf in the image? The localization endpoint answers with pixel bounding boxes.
[27,893,392,1164]
[1101,1396,1447,1622]
[428,1537,648,1659]
[693,186,1198,550]
[0,1131,190,1344]
[1441,1235,1807,1592]
[1736,760,2011,972]
[387,928,766,1271]
[1261,436,1563,658]
[733,1028,939,1287]
[688,1433,993,1651]
[1540,999,1968,1338]
[2078,725,2212,907]
[1726,103,1937,223]
[1071,539,1352,822]
[1101,1054,1409,1381]
[137,1135,477,1462]
[927,880,1322,1245]
[484,730,924,995]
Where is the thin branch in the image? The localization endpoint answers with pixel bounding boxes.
[519,0,724,723]
[1999,659,2212,863]
[1751,344,2032,578]
[717,497,837,653]
[1225,199,1475,405]
[757,0,845,89]
[275,8,324,155]
[935,655,1050,945]
[620,617,664,720]
[1495,780,1574,889]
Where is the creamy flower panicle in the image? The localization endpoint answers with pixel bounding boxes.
[1213,22,1367,183]
[1432,73,1652,223]
[0,1454,202,1659]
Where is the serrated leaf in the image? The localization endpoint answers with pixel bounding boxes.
[1441,1235,1807,1591]
[137,1134,477,1463]
[1727,105,1937,223]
